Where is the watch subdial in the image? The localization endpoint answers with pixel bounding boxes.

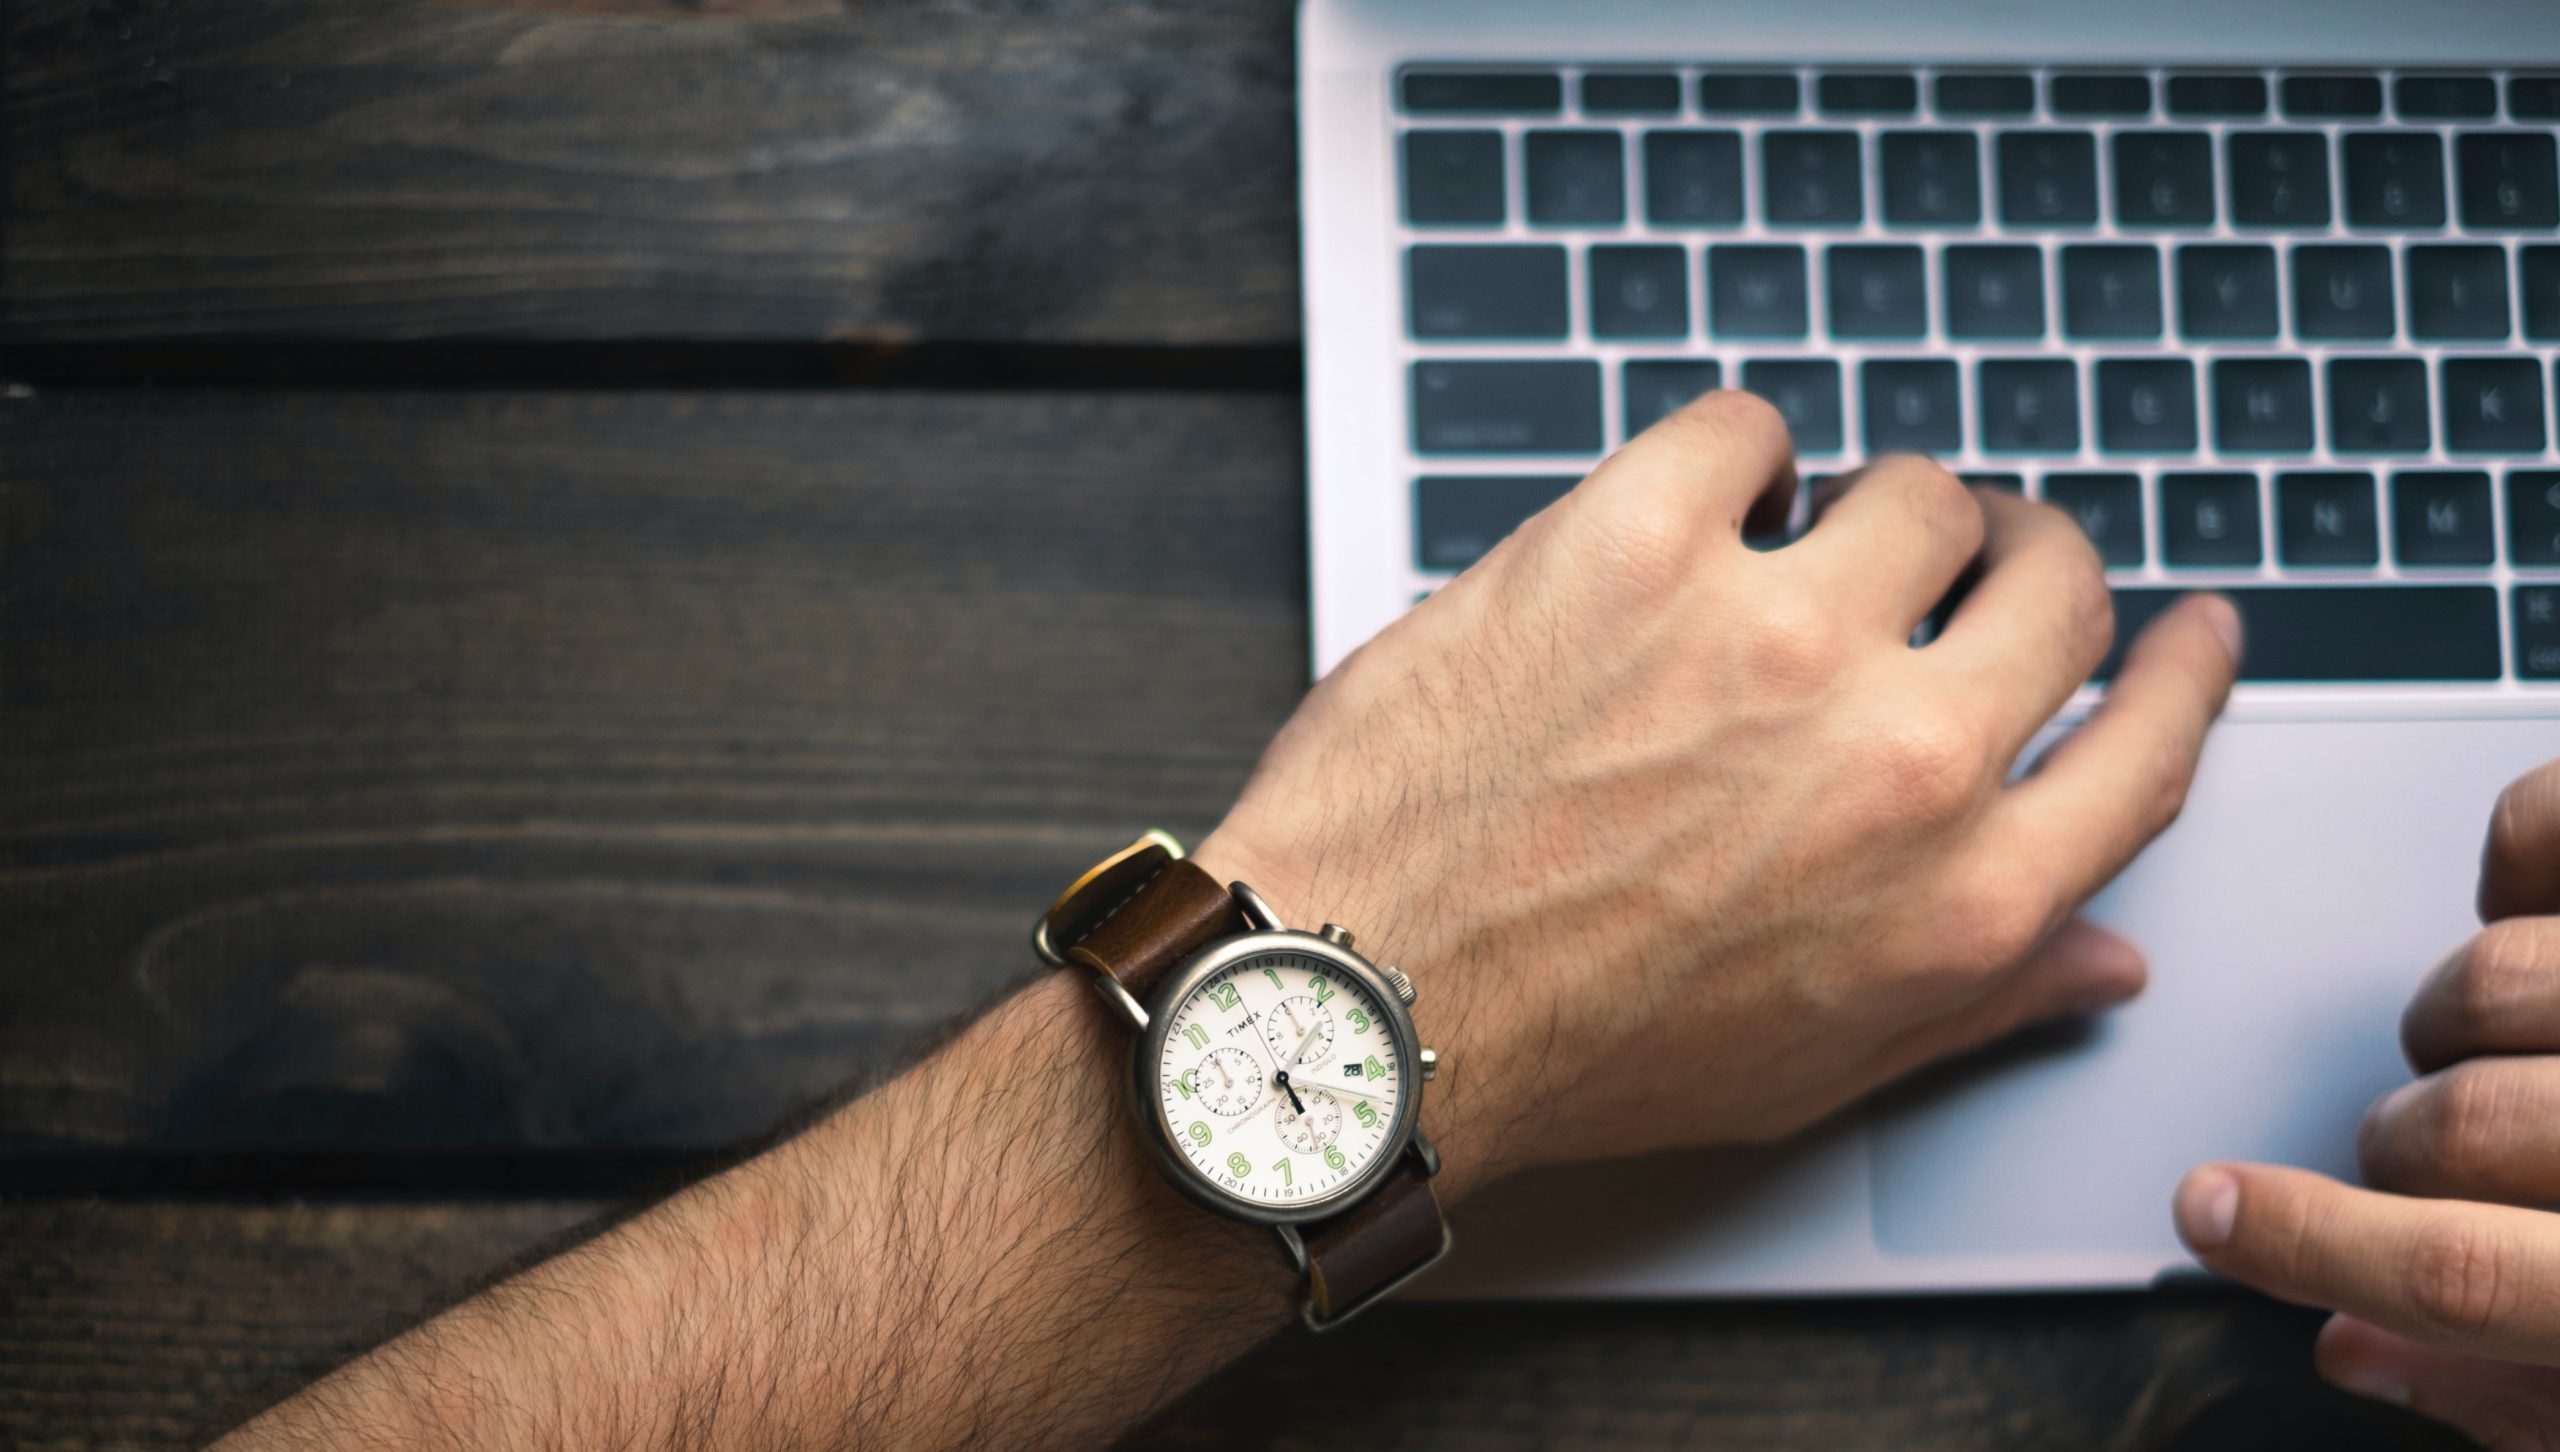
[1273,1088,1344,1154]
[1193,1046,1265,1117]
[1261,995,1336,1069]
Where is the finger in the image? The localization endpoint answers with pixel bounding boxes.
[2174,1161,2560,1363]
[1859,916,2147,1087]
[1924,489,2116,759]
[1781,454,1986,634]
[2484,760,2560,922]
[2402,920,2560,1073]
[2360,1056,2560,1207]
[2317,1315,2560,1448]
[1986,593,2241,911]
[1580,388,1799,545]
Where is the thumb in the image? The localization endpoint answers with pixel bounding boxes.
[2318,1313,2560,1450]
[1870,915,2148,1080]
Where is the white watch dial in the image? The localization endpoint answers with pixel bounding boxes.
[1155,949,1405,1208]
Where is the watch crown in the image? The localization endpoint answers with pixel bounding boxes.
[1384,965,1417,1006]
[1318,922,1356,948]
[1419,1046,1439,1081]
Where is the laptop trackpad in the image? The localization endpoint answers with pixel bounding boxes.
[1872,715,2558,1259]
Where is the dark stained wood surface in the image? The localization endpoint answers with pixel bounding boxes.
[1,389,1308,1154]
[0,1199,2469,1451]
[1,0,1301,346]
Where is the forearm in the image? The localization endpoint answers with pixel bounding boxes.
[217,963,1351,1452]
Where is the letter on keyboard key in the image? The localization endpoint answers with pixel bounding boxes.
[1862,360,1962,454]
[2159,472,2264,567]
[1943,245,2045,339]
[1413,476,1579,572]
[2112,132,2216,227]
[2406,245,2510,340]
[2212,358,2314,454]
[2100,587,2501,682]
[2293,245,2394,341]
[1997,131,2099,226]
[2226,132,2331,227]
[2328,359,2432,454]
[1406,245,1568,339]
[1879,131,1982,226]
[1644,131,1745,226]
[2459,133,2560,230]
[2517,588,2560,680]
[2042,473,2145,566]
[1411,360,1602,455]
[1622,360,1723,439]
[2441,357,2548,454]
[2275,471,2380,567]
[2506,470,2560,565]
[2096,359,2197,454]
[2063,245,2163,339]
[1977,360,2081,453]
[2178,245,2279,340]
[2344,132,2449,228]
[1741,359,1843,454]
[1589,245,1691,339]
[1762,130,1864,225]
[1710,245,1809,338]
[1403,131,1506,225]
[2391,470,2496,566]
[1826,245,1927,339]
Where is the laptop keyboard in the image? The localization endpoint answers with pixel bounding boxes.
[1392,64,2560,686]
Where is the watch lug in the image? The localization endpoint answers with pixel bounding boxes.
[1407,1126,1442,1179]
[1088,970,1149,1032]
[1273,1222,1310,1272]
[1230,881,1285,932]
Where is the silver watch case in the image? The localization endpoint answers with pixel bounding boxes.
[1128,889,1427,1229]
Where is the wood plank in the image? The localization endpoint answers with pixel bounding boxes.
[0,1199,2465,1451]
[1,0,1300,346]
[0,389,1309,1153]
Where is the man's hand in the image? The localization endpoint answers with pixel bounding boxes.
[2176,760,2560,1450]
[1198,391,2242,1185]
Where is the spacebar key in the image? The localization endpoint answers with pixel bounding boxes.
[2101,586,2502,682]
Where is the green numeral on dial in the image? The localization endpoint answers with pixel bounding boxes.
[1324,1146,1348,1171]
[1208,982,1241,1012]
[1188,1121,1211,1147]
[1173,1069,1196,1101]
[1310,974,1334,1006]
[1263,967,1284,992]
[1280,1158,1294,1187]
[1182,1024,1209,1050]
[1364,1054,1387,1081]
[1353,1102,1377,1129]
[1227,1151,1252,1178]
[1347,1007,1370,1035]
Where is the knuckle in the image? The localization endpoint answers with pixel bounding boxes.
[2456,923,2552,1034]
[1568,486,1701,601]
[1734,594,1847,692]
[1673,387,1791,456]
[2137,735,2202,835]
[2426,1064,2513,1184]
[1868,712,1993,824]
[2057,550,2117,665]
[2406,1210,2515,1340]
[1939,871,2054,971]
[2488,762,2560,867]
[1878,454,1982,541]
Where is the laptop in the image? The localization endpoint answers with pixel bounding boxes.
[1296,0,2560,1296]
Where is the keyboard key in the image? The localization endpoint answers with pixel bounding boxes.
[1582,72,1681,115]
[2051,74,2151,116]
[1524,130,1625,225]
[1402,131,1505,225]
[1819,72,1917,116]
[2513,77,2560,120]
[1763,130,1863,225]
[2096,358,2197,454]
[1998,132,2099,226]
[1622,360,1723,438]
[1405,246,1568,340]
[1589,245,1691,339]
[1411,360,1602,454]
[2168,74,2269,118]
[2113,132,2216,227]
[2177,244,2279,340]
[1944,244,2045,338]
[2396,75,2497,119]
[1710,245,1809,337]
[1402,71,1562,115]
[1741,359,1843,453]
[2518,588,2560,679]
[2458,133,2560,229]
[2525,247,2560,341]
[2511,470,2560,564]
[1977,359,2081,453]
[1644,131,1746,226]
[2159,472,2263,566]
[2102,587,2500,682]
[1414,476,1577,572]
[2442,357,2548,453]
[2227,132,2331,227]
[2042,473,2146,566]
[2407,245,2511,340]
[1700,72,1800,115]
[1963,472,2026,493]
[1826,245,1927,339]
[1863,360,1961,453]
[2212,358,2314,453]
[2275,472,2380,566]
[1879,130,1982,226]
[2328,359,2431,454]
[2282,74,2383,118]
[2344,132,2448,228]
[2293,245,2395,340]
[2062,244,2163,339]
[2391,470,2496,566]
[1935,73,2034,117]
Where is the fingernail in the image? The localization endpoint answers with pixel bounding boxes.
[2197,594,2244,665]
[2175,1168,2239,1252]
[2323,1361,2412,1408]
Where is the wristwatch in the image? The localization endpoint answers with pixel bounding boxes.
[1033,830,1451,1330]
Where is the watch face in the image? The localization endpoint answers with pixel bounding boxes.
[1150,946,1409,1212]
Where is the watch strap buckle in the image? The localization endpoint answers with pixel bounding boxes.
[1032,829,1186,968]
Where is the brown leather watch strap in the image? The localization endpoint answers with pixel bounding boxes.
[1297,1154,1449,1326]
[1064,858,1247,1001]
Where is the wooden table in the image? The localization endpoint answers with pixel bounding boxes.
[0,5,2467,1447]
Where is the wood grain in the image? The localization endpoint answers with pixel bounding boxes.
[0,389,1310,1154]
[0,1198,2467,1452]
[1,0,1301,346]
